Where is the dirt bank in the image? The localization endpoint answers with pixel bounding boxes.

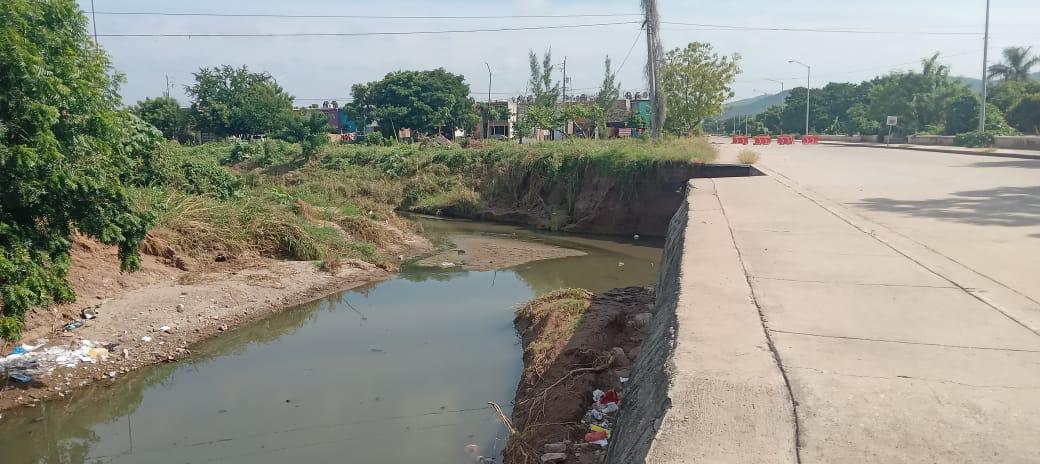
[504,286,654,464]
[471,162,760,238]
[0,230,431,412]
[415,235,587,271]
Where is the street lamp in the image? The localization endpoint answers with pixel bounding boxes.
[484,62,492,139]
[766,78,784,133]
[788,60,811,135]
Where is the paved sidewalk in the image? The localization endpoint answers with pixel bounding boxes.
[684,175,1040,463]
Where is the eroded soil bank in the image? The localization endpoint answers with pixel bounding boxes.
[505,286,654,464]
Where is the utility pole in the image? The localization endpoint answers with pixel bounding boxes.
[643,0,663,139]
[485,62,492,139]
[90,0,98,45]
[789,60,811,135]
[979,0,991,131]
[165,75,170,98]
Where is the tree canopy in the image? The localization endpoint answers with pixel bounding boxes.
[187,65,293,137]
[1,0,157,339]
[659,42,741,135]
[347,69,476,137]
[132,96,192,142]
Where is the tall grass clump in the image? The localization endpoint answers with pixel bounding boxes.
[738,149,761,164]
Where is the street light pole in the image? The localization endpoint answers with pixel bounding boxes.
[789,60,811,135]
[979,0,991,132]
[485,62,492,139]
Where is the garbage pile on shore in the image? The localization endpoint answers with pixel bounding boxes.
[1,339,112,384]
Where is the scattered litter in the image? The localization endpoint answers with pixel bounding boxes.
[584,431,608,442]
[620,377,629,383]
[617,261,625,267]
[159,325,172,333]
[592,389,605,403]
[591,439,609,447]
[600,402,619,413]
[81,308,97,320]
[601,389,620,404]
[64,320,84,331]
[0,339,110,377]
[439,262,456,268]
[9,373,33,383]
[590,424,611,438]
[141,336,152,342]
[633,234,640,240]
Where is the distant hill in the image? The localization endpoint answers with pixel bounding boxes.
[956,72,1040,92]
[721,90,789,120]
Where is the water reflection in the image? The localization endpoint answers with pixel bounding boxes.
[0,219,660,464]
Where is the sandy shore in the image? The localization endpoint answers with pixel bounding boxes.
[415,235,587,271]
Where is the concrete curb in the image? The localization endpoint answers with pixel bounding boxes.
[820,141,1040,161]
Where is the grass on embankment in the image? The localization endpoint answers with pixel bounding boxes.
[133,136,717,269]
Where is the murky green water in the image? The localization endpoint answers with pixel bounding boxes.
[0,218,661,464]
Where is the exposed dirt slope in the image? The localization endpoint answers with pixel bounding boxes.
[505,286,654,464]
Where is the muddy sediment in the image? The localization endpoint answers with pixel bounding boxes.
[415,235,587,271]
[505,286,654,464]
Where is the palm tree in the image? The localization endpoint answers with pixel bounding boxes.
[988,46,1040,81]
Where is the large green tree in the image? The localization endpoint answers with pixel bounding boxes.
[524,49,562,137]
[593,56,621,138]
[131,96,192,142]
[187,65,293,137]
[1,0,158,339]
[347,69,476,137]
[867,54,971,135]
[659,42,741,135]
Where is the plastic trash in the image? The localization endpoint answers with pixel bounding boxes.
[9,373,32,383]
[64,320,84,331]
[592,439,609,447]
[439,262,455,268]
[620,377,629,383]
[584,431,608,442]
[9,346,28,356]
[592,389,605,402]
[81,308,97,320]
[159,325,171,333]
[600,402,619,413]
[601,389,620,404]
[590,424,611,438]
[141,336,152,342]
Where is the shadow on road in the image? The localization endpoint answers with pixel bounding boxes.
[962,160,1040,169]
[855,185,1040,229]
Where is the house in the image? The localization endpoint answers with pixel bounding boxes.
[477,100,519,138]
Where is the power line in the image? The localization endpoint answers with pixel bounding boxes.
[94,10,642,20]
[96,21,642,38]
[661,21,977,36]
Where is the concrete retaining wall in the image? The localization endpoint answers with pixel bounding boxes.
[818,134,880,143]
[908,135,956,146]
[996,136,1040,150]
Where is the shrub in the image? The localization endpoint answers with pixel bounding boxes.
[738,149,761,164]
[954,130,996,148]
[255,139,302,167]
[1006,94,1040,135]
[222,139,263,165]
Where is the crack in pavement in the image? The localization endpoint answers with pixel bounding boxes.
[786,365,1040,390]
[713,178,804,464]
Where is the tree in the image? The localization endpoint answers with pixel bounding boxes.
[346,69,477,137]
[1006,94,1040,134]
[528,49,560,108]
[187,65,293,137]
[1,0,157,340]
[594,56,621,138]
[988,47,1040,82]
[524,49,562,138]
[945,94,981,135]
[276,110,330,160]
[659,42,741,135]
[867,54,970,135]
[989,80,1040,112]
[131,96,192,142]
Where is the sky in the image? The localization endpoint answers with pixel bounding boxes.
[77,0,1038,106]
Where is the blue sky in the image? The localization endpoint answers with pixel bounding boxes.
[77,0,1038,106]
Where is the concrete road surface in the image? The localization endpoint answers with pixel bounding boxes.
[676,141,1040,463]
[716,140,1040,332]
